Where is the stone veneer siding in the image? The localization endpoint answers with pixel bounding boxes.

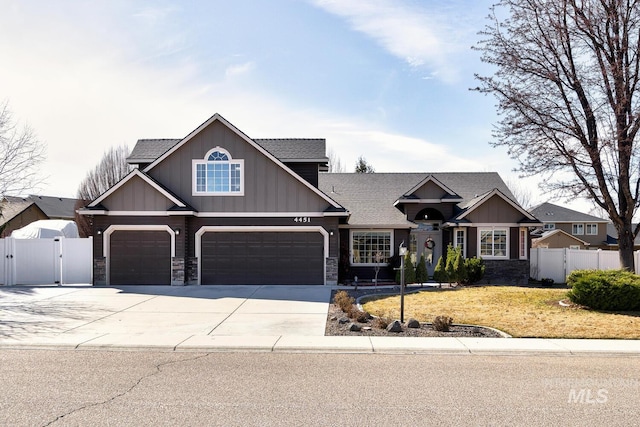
[171,257,185,285]
[326,257,338,285]
[186,257,198,284]
[93,257,106,286]
[481,259,529,285]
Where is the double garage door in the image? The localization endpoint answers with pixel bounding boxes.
[109,230,324,285]
[201,232,324,285]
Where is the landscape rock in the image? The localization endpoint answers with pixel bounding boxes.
[348,322,362,332]
[406,318,420,328]
[338,317,350,324]
[386,320,403,333]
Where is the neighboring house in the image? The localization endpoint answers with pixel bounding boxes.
[532,229,590,249]
[0,195,79,237]
[529,202,609,249]
[604,223,640,250]
[79,113,540,286]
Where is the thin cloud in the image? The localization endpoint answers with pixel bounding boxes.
[310,0,462,82]
[225,61,256,78]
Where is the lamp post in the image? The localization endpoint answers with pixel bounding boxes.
[398,241,407,323]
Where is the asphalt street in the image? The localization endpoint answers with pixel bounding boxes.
[1,350,639,426]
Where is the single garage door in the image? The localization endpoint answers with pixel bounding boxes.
[110,230,171,285]
[201,232,324,285]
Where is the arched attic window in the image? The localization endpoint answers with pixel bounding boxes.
[193,147,244,195]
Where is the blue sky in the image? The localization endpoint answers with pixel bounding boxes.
[0,0,580,210]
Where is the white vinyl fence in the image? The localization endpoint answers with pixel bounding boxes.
[530,248,636,283]
[0,237,92,285]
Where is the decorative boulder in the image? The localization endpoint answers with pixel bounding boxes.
[348,322,362,332]
[386,320,403,333]
[338,317,350,324]
[406,318,420,328]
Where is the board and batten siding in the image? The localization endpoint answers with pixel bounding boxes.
[465,195,524,223]
[99,175,176,212]
[147,120,331,213]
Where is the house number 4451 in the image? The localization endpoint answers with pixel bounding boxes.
[294,217,311,223]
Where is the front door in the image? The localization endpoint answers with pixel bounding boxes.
[411,223,442,278]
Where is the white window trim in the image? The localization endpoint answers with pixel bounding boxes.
[477,227,509,259]
[192,147,245,196]
[572,223,584,235]
[349,229,394,267]
[519,227,528,260]
[569,245,581,250]
[454,228,466,258]
[586,223,598,235]
[543,223,555,230]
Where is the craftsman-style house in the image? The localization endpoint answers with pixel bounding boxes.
[79,114,540,286]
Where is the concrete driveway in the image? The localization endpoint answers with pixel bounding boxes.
[0,285,331,345]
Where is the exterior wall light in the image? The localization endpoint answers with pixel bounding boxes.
[175,228,181,235]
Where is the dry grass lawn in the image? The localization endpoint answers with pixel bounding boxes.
[361,286,640,339]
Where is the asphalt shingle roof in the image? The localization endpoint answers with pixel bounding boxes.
[128,138,328,164]
[530,202,607,223]
[127,139,180,163]
[318,172,515,227]
[253,139,327,161]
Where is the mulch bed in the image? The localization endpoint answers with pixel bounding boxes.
[325,287,505,338]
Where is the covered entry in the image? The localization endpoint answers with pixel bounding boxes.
[197,227,327,285]
[108,228,173,285]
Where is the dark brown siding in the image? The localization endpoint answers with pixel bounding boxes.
[147,120,331,213]
[465,195,524,223]
[467,227,478,257]
[285,162,320,187]
[510,227,519,259]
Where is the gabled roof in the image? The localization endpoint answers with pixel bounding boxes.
[533,229,590,246]
[254,139,328,162]
[530,202,608,223]
[401,174,460,199]
[127,139,180,164]
[1,195,77,223]
[605,223,640,246]
[318,172,518,227]
[86,169,188,210]
[453,188,539,223]
[142,113,344,210]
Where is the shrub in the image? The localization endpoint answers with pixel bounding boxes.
[567,269,640,311]
[432,315,453,332]
[433,256,447,285]
[348,307,370,323]
[415,253,429,284]
[334,290,355,313]
[445,244,456,282]
[453,250,467,285]
[395,253,416,285]
[463,257,485,284]
[372,316,391,329]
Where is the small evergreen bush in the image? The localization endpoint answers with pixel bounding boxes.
[567,269,640,311]
[415,253,429,284]
[463,257,485,284]
[433,256,447,285]
[453,250,467,285]
[445,244,456,283]
[395,253,416,285]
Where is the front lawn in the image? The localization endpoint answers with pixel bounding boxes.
[360,286,640,339]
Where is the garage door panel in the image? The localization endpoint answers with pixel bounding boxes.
[110,230,171,285]
[201,232,324,285]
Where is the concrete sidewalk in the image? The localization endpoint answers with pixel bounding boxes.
[1,285,639,356]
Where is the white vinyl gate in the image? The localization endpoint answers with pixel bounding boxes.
[530,248,631,283]
[0,237,92,285]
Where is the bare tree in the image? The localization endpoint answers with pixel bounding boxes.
[0,100,46,195]
[75,144,131,236]
[327,147,345,173]
[474,0,640,270]
[505,178,534,209]
[355,155,375,173]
